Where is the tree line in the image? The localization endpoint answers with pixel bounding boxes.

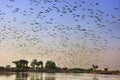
[0,59,119,74]
[12,59,58,72]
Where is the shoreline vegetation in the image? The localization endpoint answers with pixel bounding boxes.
[0,59,119,75]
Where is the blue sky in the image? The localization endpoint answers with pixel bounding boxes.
[0,0,120,70]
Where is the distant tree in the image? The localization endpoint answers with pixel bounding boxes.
[6,65,11,68]
[92,64,99,71]
[13,61,21,69]
[36,61,43,68]
[30,59,37,68]
[104,68,108,71]
[13,59,28,71]
[19,59,29,67]
[45,61,56,69]
[31,59,43,71]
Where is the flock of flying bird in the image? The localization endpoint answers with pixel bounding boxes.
[0,0,120,68]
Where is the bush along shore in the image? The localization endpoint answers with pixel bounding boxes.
[0,59,120,75]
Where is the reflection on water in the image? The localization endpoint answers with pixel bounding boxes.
[45,77,55,80]
[30,73,56,80]
[30,72,43,80]
[16,72,28,80]
[93,75,99,80]
[0,72,120,80]
[0,72,14,77]
[15,72,56,80]
[44,73,56,80]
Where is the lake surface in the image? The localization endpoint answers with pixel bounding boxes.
[0,72,120,80]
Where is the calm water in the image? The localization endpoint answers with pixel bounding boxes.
[0,72,120,80]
